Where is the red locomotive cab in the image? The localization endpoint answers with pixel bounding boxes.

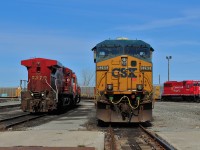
[193,81,200,95]
[21,58,64,112]
[21,58,50,92]
[163,82,172,95]
[183,80,200,95]
[21,58,64,93]
[183,81,192,94]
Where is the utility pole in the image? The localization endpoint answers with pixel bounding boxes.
[166,56,172,81]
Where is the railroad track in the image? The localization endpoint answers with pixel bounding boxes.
[0,113,46,130]
[105,124,175,150]
[139,125,175,150]
[0,104,21,109]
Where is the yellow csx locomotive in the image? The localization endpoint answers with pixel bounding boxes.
[92,38,154,124]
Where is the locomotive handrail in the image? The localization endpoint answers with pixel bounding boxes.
[27,79,30,88]
[45,79,56,93]
[55,79,59,102]
[144,75,153,92]
[143,74,154,101]
[45,78,58,102]
[97,72,107,89]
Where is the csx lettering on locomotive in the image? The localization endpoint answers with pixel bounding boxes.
[112,68,137,78]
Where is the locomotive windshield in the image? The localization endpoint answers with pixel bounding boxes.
[124,46,151,62]
[96,46,123,62]
[96,46,152,62]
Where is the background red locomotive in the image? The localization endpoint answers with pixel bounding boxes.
[21,58,81,113]
[161,80,200,102]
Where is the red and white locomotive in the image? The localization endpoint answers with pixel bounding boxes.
[161,80,200,102]
[21,58,81,113]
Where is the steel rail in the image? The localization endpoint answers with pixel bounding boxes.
[0,114,46,130]
[0,114,29,122]
[139,124,176,150]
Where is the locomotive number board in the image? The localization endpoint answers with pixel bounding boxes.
[140,66,152,71]
[96,66,109,71]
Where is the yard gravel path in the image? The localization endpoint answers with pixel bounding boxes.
[149,101,200,150]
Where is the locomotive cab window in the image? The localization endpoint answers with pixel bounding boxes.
[99,51,106,57]
[193,83,198,86]
[51,67,57,74]
[36,67,40,73]
[125,46,151,62]
[96,46,122,62]
[164,83,172,87]
[66,72,71,77]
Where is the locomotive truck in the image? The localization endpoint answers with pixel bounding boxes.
[161,80,200,102]
[21,58,81,113]
[92,38,154,124]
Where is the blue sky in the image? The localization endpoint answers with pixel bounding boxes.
[1,0,200,87]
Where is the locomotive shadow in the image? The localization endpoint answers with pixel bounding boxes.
[97,121,152,128]
[48,104,81,115]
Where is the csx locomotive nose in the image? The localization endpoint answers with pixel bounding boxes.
[92,38,154,123]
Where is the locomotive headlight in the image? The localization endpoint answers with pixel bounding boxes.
[31,93,34,97]
[107,84,113,91]
[121,57,127,66]
[137,84,143,91]
[41,93,45,97]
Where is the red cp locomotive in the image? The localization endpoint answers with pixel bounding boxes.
[161,80,200,102]
[21,58,81,113]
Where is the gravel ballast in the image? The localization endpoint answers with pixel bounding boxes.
[149,101,200,150]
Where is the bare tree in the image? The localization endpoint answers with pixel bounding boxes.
[82,69,95,86]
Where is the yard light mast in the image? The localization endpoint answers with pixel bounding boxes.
[166,56,172,81]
